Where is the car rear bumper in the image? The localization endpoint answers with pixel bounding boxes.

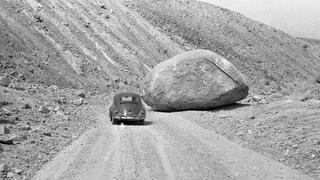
[113,116,145,121]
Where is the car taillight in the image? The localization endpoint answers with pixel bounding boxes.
[139,111,145,115]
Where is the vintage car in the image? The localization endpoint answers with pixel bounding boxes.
[109,92,146,125]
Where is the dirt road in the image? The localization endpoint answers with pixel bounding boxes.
[32,104,313,180]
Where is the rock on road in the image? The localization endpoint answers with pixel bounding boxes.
[33,105,313,180]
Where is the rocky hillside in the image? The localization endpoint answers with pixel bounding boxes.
[0,0,319,94]
[129,0,320,93]
[299,38,320,59]
[0,0,183,91]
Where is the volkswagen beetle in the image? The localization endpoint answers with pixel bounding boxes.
[109,92,146,125]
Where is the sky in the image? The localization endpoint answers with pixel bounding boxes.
[198,0,320,39]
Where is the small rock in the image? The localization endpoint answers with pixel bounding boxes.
[270,93,283,99]
[56,110,65,116]
[13,168,22,174]
[77,91,86,98]
[43,132,52,137]
[252,95,263,102]
[279,158,286,162]
[73,98,84,106]
[33,14,44,23]
[6,172,16,178]
[38,106,50,114]
[48,85,59,91]
[84,22,90,28]
[0,164,8,172]
[18,124,31,131]
[55,97,67,104]
[53,107,60,112]
[22,104,32,109]
[9,84,25,91]
[100,4,107,9]
[62,22,69,26]
[0,126,10,135]
[0,75,10,87]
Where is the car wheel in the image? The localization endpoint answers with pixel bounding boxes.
[112,119,120,125]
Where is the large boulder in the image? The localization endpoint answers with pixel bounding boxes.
[141,49,249,111]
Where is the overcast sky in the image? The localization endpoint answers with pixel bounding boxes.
[198,0,320,39]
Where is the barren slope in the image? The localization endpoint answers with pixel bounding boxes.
[0,0,183,90]
[129,0,320,93]
[1,0,320,93]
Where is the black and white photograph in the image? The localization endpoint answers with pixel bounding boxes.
[0,0,320,179]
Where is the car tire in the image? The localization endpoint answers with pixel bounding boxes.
[112,119,120,125]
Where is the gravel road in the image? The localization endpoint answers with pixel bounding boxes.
[32,105,313,180]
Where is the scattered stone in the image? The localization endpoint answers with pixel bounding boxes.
[100,4,107,9]
[55,96,67,104]
[9,84,25,91]
[279,158,286,162]
[2,107,12,115]
[252,95,263,102]
[53,107,60,112]
[48,85,59,91]
[38,106,50,114]
[62,22,69,26]
[269,93,283,99]
[33,14,44,23]
[84,22,90,28]
[0,164,8,172]
[6,172,16,178]
[73,98,84,106]
[141,49,249,111]
[22,104,32,109]
[18,124,31,131]
[0,75,10,87]
[0,126,10,135]
[43,132,52,137]
[13,168,22,174]
[77,91,86,98]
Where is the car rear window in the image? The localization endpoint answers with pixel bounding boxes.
[120,96,138,103]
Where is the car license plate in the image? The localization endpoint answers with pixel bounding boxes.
[125,117,134,119]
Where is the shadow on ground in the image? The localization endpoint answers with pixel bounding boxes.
[150,103,250,113]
